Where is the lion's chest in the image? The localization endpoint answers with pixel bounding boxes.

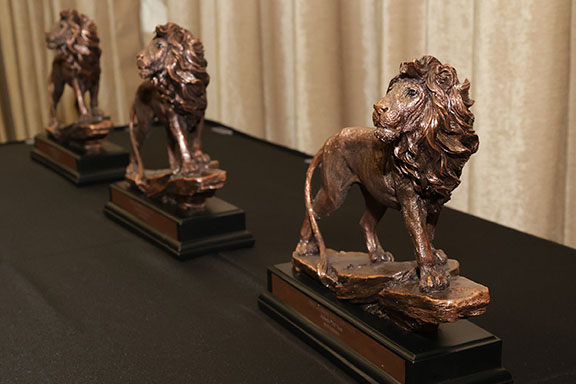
[54,56,80,80]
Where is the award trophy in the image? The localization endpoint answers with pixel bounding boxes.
[259,56,511,383]
[104,23,253,259]
[31,9,128,184]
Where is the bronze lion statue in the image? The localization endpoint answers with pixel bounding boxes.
[295,56,478,293]
[127,22,210,187]
[45,9,105,130]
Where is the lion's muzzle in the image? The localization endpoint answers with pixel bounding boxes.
[45,33,58,49]
[136,53,149,78]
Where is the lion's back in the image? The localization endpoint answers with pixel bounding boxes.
[326,126,380,153]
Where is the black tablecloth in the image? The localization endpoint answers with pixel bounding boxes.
[0,123,574,383]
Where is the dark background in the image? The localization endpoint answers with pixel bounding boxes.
[0,123,574,383]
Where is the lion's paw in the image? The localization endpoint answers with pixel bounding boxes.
[47,118,59,129]
[177,164,200,177]
[91,108,106,120]
[192,150,211,165]
[78,113,92,123]
[369,248,394,263]
[295,239,319,256]
[419,264,450,293]
[433,249,448,265]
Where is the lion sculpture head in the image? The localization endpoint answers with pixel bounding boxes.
[372,55,478,204]
[136,23,210,130]
[45,9,101,80]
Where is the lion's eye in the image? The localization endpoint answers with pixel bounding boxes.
[156,42,165,50]
[406,88,417,97]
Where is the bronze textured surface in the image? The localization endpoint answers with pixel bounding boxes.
[292,56,489,331]
[294,249,458,302]
[294,56,478,294]
[126,23,223,211]
[45,10,114,151]
[378,277,490,331]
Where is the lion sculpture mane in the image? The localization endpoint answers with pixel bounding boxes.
[295,56,478,293]
[128,22,210,185]
[46,9,104,128]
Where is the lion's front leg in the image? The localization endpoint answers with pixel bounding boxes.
[397,182,449,292]
[165,127,180,174]
[168,113,196,176]
[72,78,90,121]
[189,119,211,167]
[427,209,448,265]
[89,83,105,119]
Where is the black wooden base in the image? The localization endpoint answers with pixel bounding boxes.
[258,263,512,384]
[31,133,129,185]
[104,181,254,259]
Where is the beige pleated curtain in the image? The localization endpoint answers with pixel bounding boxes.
[1,0,575,249]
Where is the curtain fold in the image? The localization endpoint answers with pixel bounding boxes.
[566,0,576,247]
[1,0,574,248]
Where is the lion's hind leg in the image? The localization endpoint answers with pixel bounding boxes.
[127,103,154,184]
[296,187,339,256]
[48,72,64,129]
[359,188,394,263]
[296,151,354,257]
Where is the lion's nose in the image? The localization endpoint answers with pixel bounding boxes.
[136,51,144,61]
[374,104,388,114]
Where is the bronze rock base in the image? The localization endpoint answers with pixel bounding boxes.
[31,133,129,185]
[292,249,488,331]
[126,161,226,210]
[46,118,114,153]
[292,249,459,302]
[378,276,490,332]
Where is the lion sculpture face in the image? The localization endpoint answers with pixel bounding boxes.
[372,56,478,203]
[45,9,101,67]
[372,78,426,143]
[136,23,210,123]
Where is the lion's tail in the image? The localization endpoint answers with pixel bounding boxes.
[128,104,144,182]
[304,150,328,277]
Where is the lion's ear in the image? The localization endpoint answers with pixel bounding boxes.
[400,61,420,78]
[434,65,456,91]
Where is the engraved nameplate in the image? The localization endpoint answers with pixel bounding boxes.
[110,187,178,240]
[34,138,77,171]
[270,273,406,383]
